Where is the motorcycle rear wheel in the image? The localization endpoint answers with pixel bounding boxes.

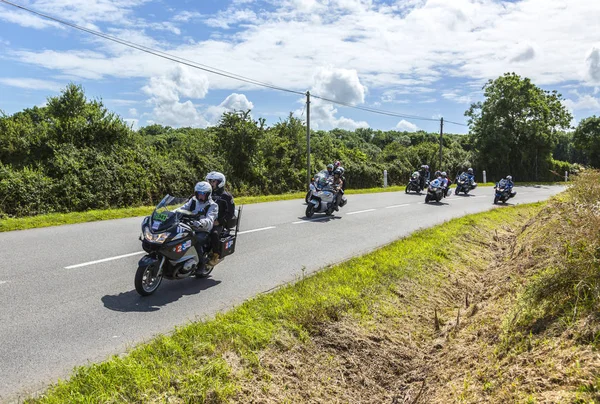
[195,260,214,278]
[305,204,315,218]
[135,264,163,296]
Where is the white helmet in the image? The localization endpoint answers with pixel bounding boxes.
[205,171,226,189]
[506,175,512,181]
[194,181,212,202]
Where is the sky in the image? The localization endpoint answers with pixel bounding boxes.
[0,0,599,135]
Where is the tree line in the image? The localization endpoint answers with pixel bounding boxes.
[1,73,598,218]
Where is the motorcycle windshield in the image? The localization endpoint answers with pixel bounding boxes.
[150,195,189,233]
[498,179,508,188]
[314,171,330,189]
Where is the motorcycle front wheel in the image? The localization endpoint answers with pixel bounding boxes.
[305,191,311,203]
[135,264,163,296]
[305,204,315,218]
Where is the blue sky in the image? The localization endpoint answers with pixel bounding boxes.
[0,0,599,135]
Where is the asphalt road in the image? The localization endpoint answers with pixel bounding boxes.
[0,185,564,402]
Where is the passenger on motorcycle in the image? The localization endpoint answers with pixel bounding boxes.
[331,168,344,211]
[179,181,218,271]
[205,171,235,266]
[418,164,430,190]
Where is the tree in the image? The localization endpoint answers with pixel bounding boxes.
[465,73,572,180]
[573,116,600,168]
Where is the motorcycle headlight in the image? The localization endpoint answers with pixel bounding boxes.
[143,228,169,244]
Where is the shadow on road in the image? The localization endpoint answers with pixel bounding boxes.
[297,215,343,222]
[101,278,221,312]
[424,201,450,206]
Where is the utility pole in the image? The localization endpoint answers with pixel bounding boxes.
[439,117,444,169]
[306,91,311,191]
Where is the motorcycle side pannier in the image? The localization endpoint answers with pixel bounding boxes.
[218,234,237,258]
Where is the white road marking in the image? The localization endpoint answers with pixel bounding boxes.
[385,204,410,209]
[0,281,7,285]
[64,226,275,269]
[346,209,377,215]
[292,217,330,224]
[237,226,276,235]
[65,251,146,269]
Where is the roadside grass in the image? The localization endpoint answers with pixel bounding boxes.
[27,201,543,403]
[498,170,600,363]
[0,182,560,232]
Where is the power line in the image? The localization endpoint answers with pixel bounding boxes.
[1,0,470,127]
[312,94,440,122]
[0,0,305,96]
[443,119,469,127]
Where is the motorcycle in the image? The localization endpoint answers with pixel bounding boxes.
[135,195,242,296]
[424,178,444,203]
[405,172,422,194]
[305,170,328,203]
[494,179,515,204]
[454,173,476,195]
[305,172,345,218]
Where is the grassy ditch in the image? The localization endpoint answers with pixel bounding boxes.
[0,181,562,233]
[28,184,582,403]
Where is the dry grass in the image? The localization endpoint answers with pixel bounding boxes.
[230,172,600,404]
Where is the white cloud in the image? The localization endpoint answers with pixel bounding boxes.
[586,47,600,83]
[142,65,211,127]
[204,9,258,29]
[172,11,201,22]
[307,66,369,129]
[0,9,63,29]
[396,119,418,132]
[0,77,63,91]
[105,98,138,106]
[312,67,366,104]
[510,45,536,63]
[442,91,472,104]
[205,93,254,124]
[128,108,138,116]
[0,0,151,28]
[308,101,369,130]
[563,94,600,112]
[142,65,209,103]
[4,0,600,124]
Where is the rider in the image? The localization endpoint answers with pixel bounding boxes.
[498,175,517,198]
[326,164,334,177]
[440,171,450,197]
[466,168,477,188]
[418,164,430,190]
[179,181,218,271]
[205,171,235,266]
